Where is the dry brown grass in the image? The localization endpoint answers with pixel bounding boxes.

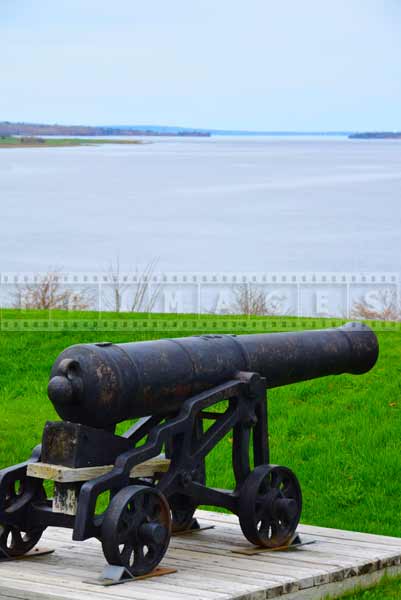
[230,284,286,316]
[105,258,162,313]
[351,288,401,321]
[13,271,91,311]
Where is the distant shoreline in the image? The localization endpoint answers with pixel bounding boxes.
[0,121,211,138]
[0,121,353,138]
[349,132,401,140]
[0,136,143,149]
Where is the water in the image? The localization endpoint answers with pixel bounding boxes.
[1,136,401,274]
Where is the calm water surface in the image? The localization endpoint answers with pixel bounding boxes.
[1,136,400,274]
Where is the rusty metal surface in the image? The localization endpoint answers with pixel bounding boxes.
[47,323,378,428]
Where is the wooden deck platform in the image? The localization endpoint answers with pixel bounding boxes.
[1,510,401,599]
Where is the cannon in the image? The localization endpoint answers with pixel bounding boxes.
[0,323,378,579]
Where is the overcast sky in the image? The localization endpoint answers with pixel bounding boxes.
[1,0,401,130]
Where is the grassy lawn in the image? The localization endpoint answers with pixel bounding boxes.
[0,136,141,148]
[0,308,401,598]
[335,576,401,599]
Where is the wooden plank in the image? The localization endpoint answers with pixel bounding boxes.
[171,523,372,556]
[298,523,401,547]
[195,509,401,549]
[281,564,401,600]
[167,548,316,591]
[36,525,399,582]
[0,577,109,600]
[2,511,401,599]
[2,547,231,599]
[194,512,401,559]
[0,570,222,600]
[170,536,370,572]
[31,542,283,591]
[166,569,271,595]
[164,556,293,593]
[27,457,171,483]
[184,525,401,559]
[36,522,401,583]
[27,463,113,483]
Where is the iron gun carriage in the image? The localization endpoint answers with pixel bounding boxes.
[0,323,378,578]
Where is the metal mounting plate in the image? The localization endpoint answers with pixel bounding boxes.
[231,535,317,555]
[0,547,55,562]
[84,565,177,586]
[173,520,215,536]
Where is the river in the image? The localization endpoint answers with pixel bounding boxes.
[1,135,400,276]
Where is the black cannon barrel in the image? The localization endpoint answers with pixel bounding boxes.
[48,322,378,428]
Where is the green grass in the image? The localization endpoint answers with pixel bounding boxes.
[1,308,401,598]
[0,136,141,148]
[331,575,401,599]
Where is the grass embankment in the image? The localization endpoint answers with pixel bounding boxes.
[339,577,401,599]
[0,309,401,598]
[0,136,141,148]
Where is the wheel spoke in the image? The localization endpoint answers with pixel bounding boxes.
[12,528,26,550]
[0,523,7,537]
[120,543,133,563]
[152,501,162,520]
[272,514,288,538]
[118,526,132,544]
[145,495,158,518]
[173,508,185,521]
[255,502,267,520]
[256,492,269,504]
[0,524,10,545]
[259,478,269,495]
[284,483,297,498]
[256,490,274,521]
[278,513,289,527]
[271,471,283,489]
[258,517,272,535]
[121,512,133,530]
[5,484,15,507]
[133,494,144,512]
[170,493,196,532]
[133,541,144,563]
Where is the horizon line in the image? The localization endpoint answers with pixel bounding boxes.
[0,119,359,134]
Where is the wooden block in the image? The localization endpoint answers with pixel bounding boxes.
[53,483,79,516]
[41,421,132,468]
[27,456,171,483]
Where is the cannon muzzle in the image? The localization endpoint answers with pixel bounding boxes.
[48,322,378,428]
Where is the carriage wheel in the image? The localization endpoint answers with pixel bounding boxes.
[239,464,302,548]
[169,494,198,533]
[169,461,205,533]
[0,481,46,558]
[101,485,171,576]
[0,523,44,558]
